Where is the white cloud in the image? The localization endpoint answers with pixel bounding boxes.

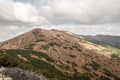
[0,0,14,20]
[45,0,120,24]
[0,0,120,41]
[1,0,120,24]
[0,0,42,23]
[13,2,39,22]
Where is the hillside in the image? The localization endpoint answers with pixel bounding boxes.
[0,28,120,80]
[84,35,120,48]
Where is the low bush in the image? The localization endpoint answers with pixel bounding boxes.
[69,55,76,58]
[90,61,100,70]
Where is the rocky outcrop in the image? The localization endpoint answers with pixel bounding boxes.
[0,67,12,80]
[0,67,46,80]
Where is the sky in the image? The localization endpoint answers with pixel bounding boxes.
[0,0,120,41]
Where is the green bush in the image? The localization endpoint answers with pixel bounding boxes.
[36,39,46,42]
[69,55,76,58]
[48,42,61,46]
[103,68,112,77]
[63,46,68,49]
[82,66,89,71]
[72,45,82,52]
[90,61,100,70]
[100,76,110,80]
[66,61,70,64]
[69,47,73,50]
[6,49,54,62]
[72,73,90,80]
[0,53,20,67]
[111,54,120,60]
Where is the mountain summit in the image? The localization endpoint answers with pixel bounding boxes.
[0,28,120,80]
[0,28,77,49]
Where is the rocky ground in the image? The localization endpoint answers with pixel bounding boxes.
[0,67,46,80]
[0,67,12,80]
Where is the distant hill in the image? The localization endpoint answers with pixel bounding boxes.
[84,35,120,48]
[0,28,120,80]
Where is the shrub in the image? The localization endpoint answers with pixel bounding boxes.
[63,46,68,49]
[103,68,112,77]
[36,39,46,42]
[72,73,90,80]
[72,45,82,52]
[41,45,49,50]
[0,53,20,67]
[100,76,110,80]
[82,66,89,71]
[53,48,57,51]
[70,55,76,58]
[66,61,70,64]
[111,54,120,60]
[69,47,73,50]
[48,42,61,46]
[38,34,45,37]
[90,61,100,70]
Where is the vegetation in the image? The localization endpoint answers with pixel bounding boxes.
[0,49,96,80]
[26,44,36,49]
[88,39,120,60]
[90,61,100,70]
[0,50,69,80]
[36,39,46,42]
[69,54,76,58]
[6,49,54,62]
[41,45,49,50]
[72,73,90,80]
[0,53,21,67]
[103,68,112,77]
[92,42,120,60]
[38,34,45,37]
[72,45,82,52]
[111,54,120,60]
[82,66,89,71]
[100,76,110,80]
[63,46,68,49]
[48,42,61,46]
[66,61,70,64]
[69,47,73,50]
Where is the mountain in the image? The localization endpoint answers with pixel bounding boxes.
[0,28,120,80]
[84,35,120,48]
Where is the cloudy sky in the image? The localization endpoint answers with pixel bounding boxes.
[0,0,120,41]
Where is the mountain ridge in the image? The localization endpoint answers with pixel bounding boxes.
[0,28,120,80]
[84,35,120,48]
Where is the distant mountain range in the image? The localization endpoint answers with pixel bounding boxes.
[0,28,120,80]
[84,35,120,48]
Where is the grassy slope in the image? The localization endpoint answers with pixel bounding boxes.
[0,41,120,80]
[102,45,120,60]
[1,49,92,80]
[87,39,120,60]
[0,49,69,80]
